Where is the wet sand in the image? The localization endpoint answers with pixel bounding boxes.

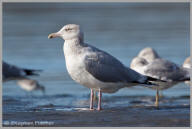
[3,105,190,127]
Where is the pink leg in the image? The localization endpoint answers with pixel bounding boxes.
[90,89,94,110]
[97,88,102,110]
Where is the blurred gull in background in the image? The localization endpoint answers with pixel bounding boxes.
[3,61,45,94]
[130,47,190,107]
[3,61,41,81]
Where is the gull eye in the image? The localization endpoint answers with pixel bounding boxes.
[65,28,72,31]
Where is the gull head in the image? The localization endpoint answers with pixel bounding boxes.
[34,80,46,94]
[138,47,160,63]
[130,57,148,70]
[48,24,83,41]
[130,57,149,74]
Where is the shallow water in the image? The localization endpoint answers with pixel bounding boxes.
[2,3,190,126]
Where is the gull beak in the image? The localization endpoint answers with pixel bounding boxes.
[48,32,60,39]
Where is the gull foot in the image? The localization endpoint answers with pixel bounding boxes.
[97,107,102,111]
[89,108,95,111]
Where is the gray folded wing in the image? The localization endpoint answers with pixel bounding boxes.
[144,59,189,81]
[84,46,144,83]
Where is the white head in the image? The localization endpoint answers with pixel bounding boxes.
[48,24,83,42]
[130,57,148,74]
[138,47,160,63]
[183,57,191,68]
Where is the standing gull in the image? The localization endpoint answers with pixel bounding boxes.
[3,61,45,94]
[48,24,162,110]
[130,48,190,107]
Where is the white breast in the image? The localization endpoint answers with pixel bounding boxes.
[17,81,36,91]
[64,49,101,90]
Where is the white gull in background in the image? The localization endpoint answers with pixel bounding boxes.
[182,57,191,86]
[137,47,160,63]
[183,57,191,69]
[3,61,45,94]
[48,24,162,110]
[130,47,190,107]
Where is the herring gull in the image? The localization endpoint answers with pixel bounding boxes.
[48,24,163,110]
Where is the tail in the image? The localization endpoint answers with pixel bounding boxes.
[23,69,42,76]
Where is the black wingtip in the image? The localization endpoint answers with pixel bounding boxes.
[23,69,42,76]
[179,77,190,82]
[147,76,166,82]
